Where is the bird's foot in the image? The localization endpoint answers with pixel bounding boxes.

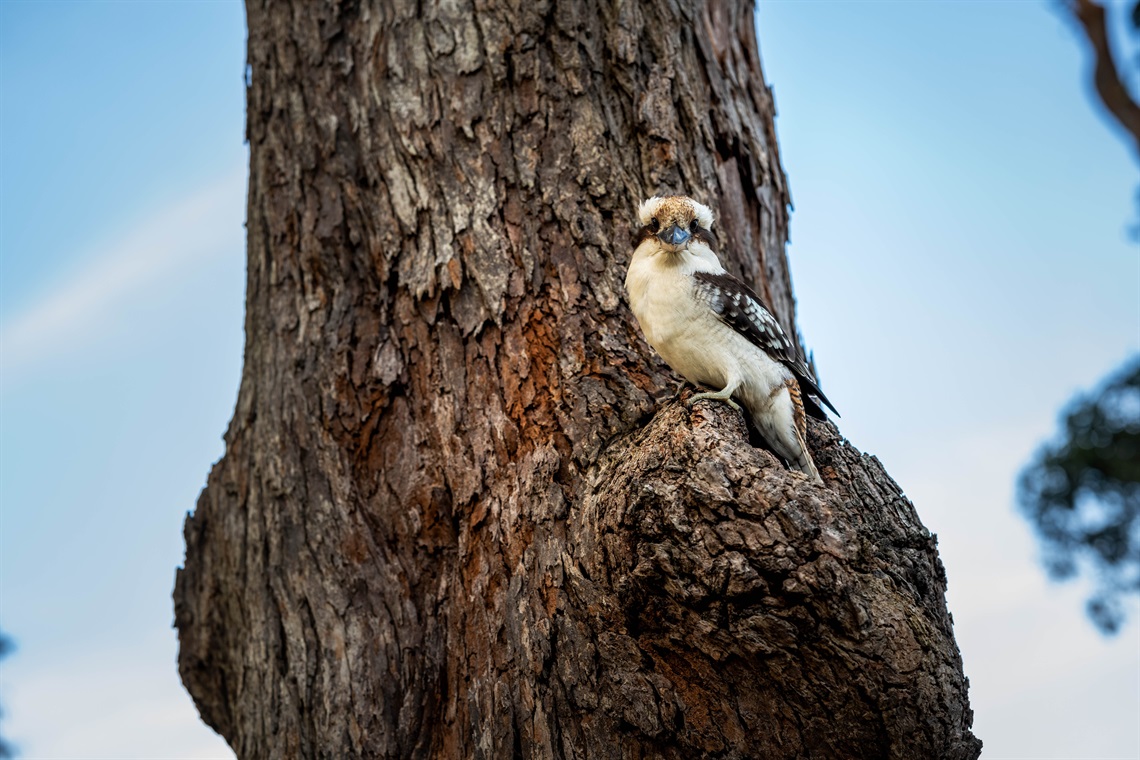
[688,391,743,415]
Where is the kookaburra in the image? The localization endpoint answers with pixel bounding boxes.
[625,195,838,483]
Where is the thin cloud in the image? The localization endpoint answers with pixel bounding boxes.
[0,169,246,377]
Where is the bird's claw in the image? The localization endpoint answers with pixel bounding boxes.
[688,392,743,415]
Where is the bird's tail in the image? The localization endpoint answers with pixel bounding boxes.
[791,447,823,485]
[785,379,823,485]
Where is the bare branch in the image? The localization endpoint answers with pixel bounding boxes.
[1069,0,1140,156]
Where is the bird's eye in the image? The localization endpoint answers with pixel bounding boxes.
[649,218,660,232]
[689,219,699,233]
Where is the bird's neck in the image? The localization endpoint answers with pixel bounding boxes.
[648,243,722,276]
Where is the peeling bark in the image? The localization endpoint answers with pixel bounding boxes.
[174,1,981,757]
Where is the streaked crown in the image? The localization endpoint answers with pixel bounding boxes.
[637,196,714,231]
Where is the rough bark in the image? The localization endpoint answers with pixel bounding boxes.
[174,1,981,758]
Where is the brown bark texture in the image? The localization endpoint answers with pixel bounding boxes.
[174,1,982,758]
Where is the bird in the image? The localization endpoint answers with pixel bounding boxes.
[624,195,838,483]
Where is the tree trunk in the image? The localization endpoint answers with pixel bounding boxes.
[174,1,982,758]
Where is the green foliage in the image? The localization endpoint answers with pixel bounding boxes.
[1019,356,1140,633]
[0,632,11,758]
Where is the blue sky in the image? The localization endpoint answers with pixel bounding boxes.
[1,1,1137,758]
[1,2,245,756]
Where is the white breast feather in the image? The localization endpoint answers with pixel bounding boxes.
[625,239,792,405]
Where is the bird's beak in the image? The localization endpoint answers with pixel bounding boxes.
[657,225,691,246]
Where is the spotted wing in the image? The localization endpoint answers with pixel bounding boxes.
[693,271,839,418]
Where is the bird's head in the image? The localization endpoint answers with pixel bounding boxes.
[637,195,714,252]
